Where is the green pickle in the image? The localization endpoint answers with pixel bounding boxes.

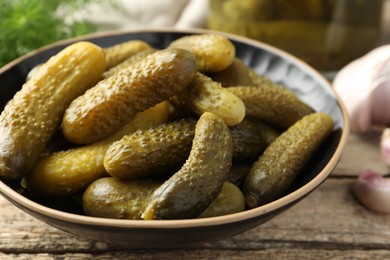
[103,48,156,79]
[243,112,334,208]
[25,102,169,198]
[83,178,245,220]
[198,181,245,218]
[210,58,255,87]
[226,164,252,187]
[256,120,281,146]
[143,112,233,220]
[83,177,162,219]
[230,118,267,163]
[168,34,235,73]
[228,86,315,129]
[104,119,196,180]
[0,42,105,180]
[62,48,197,144]
[178,72,246,126]
[104,40,151,69]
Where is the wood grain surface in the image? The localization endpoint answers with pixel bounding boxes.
[1,133,390,259]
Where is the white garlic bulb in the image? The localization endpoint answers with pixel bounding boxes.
[333,45,390,133]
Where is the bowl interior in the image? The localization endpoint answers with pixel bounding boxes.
[0,29,347,226]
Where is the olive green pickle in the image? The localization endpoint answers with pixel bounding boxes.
[243,112,334,208]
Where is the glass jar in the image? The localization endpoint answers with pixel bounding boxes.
[208,0,384,73]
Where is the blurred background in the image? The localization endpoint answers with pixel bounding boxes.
[1,0,390,75]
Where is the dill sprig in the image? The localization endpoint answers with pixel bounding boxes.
[0,0,105,67]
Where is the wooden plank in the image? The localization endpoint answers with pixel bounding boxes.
[333,132,389,176]
[1,249,390,260]
[1,178,390,255]
[220,178,390,249]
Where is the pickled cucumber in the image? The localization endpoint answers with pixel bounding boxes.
[104,40,151,69]
[256,120,282,146]
[62,48,197,144]
[179,72,245,126]
[83,177,162,219]
[25,102,169,198]
[198,181,245,218]
[102,48,156,79]
[248,69,281,88]
[230,118,267,163]
[83,179,244,220]
[243,112,334,208]
[227,164,252,186]
[228,86,315,129]
[168,34,235,72]
[230,119,281,163]
[104,119,196,180]
[143,112,233,220]
[210,58,254,87]
[0,42,106,180]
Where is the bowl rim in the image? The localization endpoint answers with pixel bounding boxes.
[0,27,350,229]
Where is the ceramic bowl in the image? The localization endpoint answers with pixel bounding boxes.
[0,28,349,248]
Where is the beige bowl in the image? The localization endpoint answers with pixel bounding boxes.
[0,28,349,247]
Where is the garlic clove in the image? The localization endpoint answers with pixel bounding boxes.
[354,169,390,214]
[380,128,390,166]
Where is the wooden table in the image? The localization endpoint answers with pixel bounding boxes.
[1,132,390,259]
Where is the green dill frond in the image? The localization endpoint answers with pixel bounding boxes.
[0,0,112,67]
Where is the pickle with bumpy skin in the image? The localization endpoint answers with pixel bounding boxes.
[179,72,245,126]
[228,86,315,129]
[227,164,252,186]
[248,69,281,88]
[243,112,334,208]
[198,181,245,218]
[0,41,106,180]
[104,119,196,180]
[83,177,162,219]
[230,118,267,163]
[104,40,151,69]
[210,58,255,87]
[256,120,282,146]
[25,102,169,198]
[143,112,233,220]
[102,49,156,79]
[83,179,244,220]
[62,48,197,144]
[168,34,235,72]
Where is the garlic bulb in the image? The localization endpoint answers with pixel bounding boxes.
[335,46,390,214]
[354,169,390,214]
[381,128,390,166]
[333,45,390,133]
